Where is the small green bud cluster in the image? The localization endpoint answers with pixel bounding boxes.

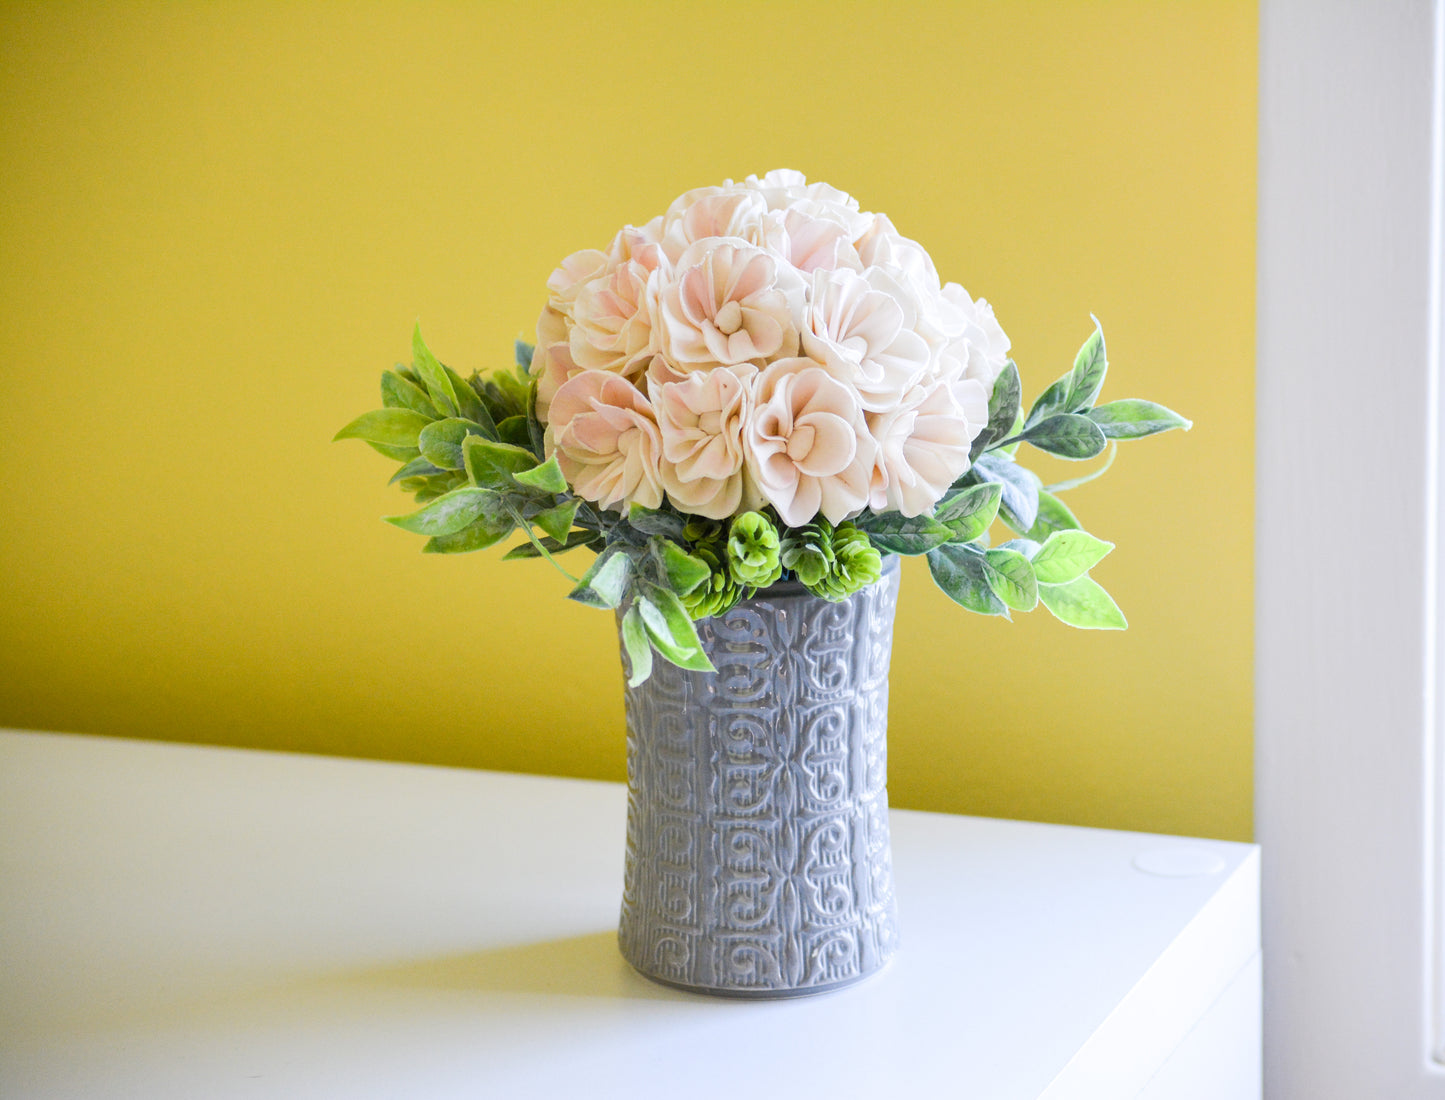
[682,536,742,621]
[779,519,835,587]
[808,522,883,601]
[726,511,782,590]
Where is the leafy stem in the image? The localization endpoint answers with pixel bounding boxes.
[1044,442,1117,493]
[504,500,580,584]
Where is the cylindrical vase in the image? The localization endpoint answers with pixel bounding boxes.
[616,556,901,997]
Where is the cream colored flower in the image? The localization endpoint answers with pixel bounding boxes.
[545,248,610,310]
[867,377,989,517]
[660,189,769,263]
[745,357,876,527]
[659,238,804,369]
[928,285,1011,391]
[531,336,582,425]
[654,366,758,519]
[746,169,874,248]
[802,267,931,411]
[568,258,662,377]
[756,206,863,274]
[855,212,942,299]
[606,217,666,269]
[546,372,664,511]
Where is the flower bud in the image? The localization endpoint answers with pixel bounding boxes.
[808,522,883,601]
[726,511,783,589]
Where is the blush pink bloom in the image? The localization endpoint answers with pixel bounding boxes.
[546,372,664,512]
[545,249,610,310]
[653,366,758,519]
[867,377,990,517]
[756,207,863,274]
[855,212,942,299]
[929,285,1012,391]
[531,335,582,425]
[569,258,662,377]
[660,189,769,264]
[606,217,666,269]
[745,357,876,527]
[802,267,931,411]
[659,239,804,369]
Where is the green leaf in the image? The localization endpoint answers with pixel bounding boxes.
[1024,490,1081,542]
[334,408,432,447]
[496,415,532,449]
[620,605,653,687]
[438,365,491,432]
[513,454,568,493]
[421,509,514,554]
[1066,321,1108,411]
[1020,414,1108,460]
[648,537,711,596]
[515,340,535,369]
[1031,530,1114,585]
[389,456,445,485]
[366,440,422,463]
[483,368,533,424]
[384,486,495,537]
[983,548,1038,611]
[501,529,600,559]
[933,482,1003,544]
[636,584,715,672]
[381,370,439,417]
[926,544,1009,617]
[412,324,458,416]
[1038,575,1128,629]
[569,545,634,609]
[626,504,688,539]
[1087,399,1192,439]
[398,472,455,495]
[532,499,579,543]
[971,453,1040,533]
[527,383,546,457]
[463,437,537,490]
[973,360,1022,458]
[1026,375,1072,428]
[419,418,491,470]
[854,511,954,555]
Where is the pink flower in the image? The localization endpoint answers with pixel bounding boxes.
[568,258,662,377]
[659,239,804,369]
[654,366,758,519]
[930,285,1012,391]
[660,189,769,263]
[756,207,863,274]
[855,212,942,298]
[867,377,989,517]
[802,267,931,411]
[546,373,664,511]
[531,335,581,425]
[745,357,876,526]
[545,249,609,309]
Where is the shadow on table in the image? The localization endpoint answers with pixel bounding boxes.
[329,930,692,1002]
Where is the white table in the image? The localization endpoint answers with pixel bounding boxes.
[0,730,1259,1099]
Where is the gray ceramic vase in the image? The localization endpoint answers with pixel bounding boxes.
[616,556,901,998]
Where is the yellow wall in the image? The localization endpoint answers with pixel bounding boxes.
[0,2,1255,840]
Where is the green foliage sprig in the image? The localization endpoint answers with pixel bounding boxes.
[336,320,1189,684]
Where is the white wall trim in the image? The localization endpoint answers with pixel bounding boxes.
[1257,0,1445,1095]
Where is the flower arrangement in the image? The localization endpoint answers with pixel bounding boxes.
[336,170,1189,684]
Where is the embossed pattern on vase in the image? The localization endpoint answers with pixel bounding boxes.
[618,560,900,995]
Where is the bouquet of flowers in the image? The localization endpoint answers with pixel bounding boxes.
[336,170,1189,684]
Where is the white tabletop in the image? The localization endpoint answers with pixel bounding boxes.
[0,730,1258,1099]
